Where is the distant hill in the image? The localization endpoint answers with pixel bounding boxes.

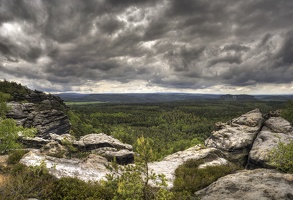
[219,94,257,101]
[55,93,219,103]
[55,93,293,103]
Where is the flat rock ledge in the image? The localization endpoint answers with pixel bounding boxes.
[195,169,293,200]
[20,151,110,182]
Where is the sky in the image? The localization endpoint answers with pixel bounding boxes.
[0,0,293,94]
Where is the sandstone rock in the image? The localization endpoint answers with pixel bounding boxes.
[6,102,70,137]
[92,147,134,164]
[49,133,76,144]
[195,169,293,200]
[20,136,52,148]
[75,133,133,151]
[248,120,293,168]
[265,117,293,134]
[40,141,68,158]
[269,109,282,117]
[149,146,230,188]
[205,109,264,165]
[20,151,110,182]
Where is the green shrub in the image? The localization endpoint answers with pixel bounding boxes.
[103,136,173,200]
[51,177,112,200]
[0,92,11,118]
[269,141,293,173]
[281,100,293,124]
[172,159,238,196]
[7,150,28,165]
[0,118,36,154]
[0,163,56,200]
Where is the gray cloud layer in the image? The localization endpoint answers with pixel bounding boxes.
[0,0,293,93]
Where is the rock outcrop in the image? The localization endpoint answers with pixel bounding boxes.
[195,169,293,200]
[6,102,70,138]
[75,133,134,164]
[205,109,264,165]
[149,146,230,188]
[19,133,136,181]
[75,133,133,151]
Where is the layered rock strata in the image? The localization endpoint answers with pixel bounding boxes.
[6,102,70,137]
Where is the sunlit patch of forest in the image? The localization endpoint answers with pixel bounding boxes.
[68,100,284,160]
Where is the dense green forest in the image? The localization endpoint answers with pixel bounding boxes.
[68,100,285,160]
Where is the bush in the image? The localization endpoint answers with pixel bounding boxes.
[269,141,293,173]
[281,100,293,124]
[0,163,56,199]
[0,118,36,154]
[172,159,238,196]
[51,177,112,200]
[103,136,173,200]
[7,150,28,165]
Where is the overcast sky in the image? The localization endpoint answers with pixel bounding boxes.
[0,0,293,94]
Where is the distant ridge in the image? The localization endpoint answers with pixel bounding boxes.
[54,93,293,103]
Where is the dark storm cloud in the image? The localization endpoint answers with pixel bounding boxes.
[278,31,293,65]
[223,44,250,52]
[0,0,293,92]
[209,55,242,67]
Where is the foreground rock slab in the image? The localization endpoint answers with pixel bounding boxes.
[20,151,110,182]
[195,169,293,200]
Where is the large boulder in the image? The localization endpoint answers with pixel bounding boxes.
[149,146,230,188]
[75,133,134,164]
[75,133,133,151]
[195,169,293,200]
[265,117,293,133]
[205,109,264,165]
[248,117,293,168]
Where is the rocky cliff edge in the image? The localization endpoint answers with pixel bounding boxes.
[18,109,293,199]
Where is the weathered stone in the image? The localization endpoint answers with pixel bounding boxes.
[40,141,68,158]
[149,146,230,188]
[205,109,264,165]
[248,125,293,168]
[195,169,293,200]
[6,102,70,138]
[265,117,293,134]
[75,133,133,151]
[92,147,134,164]
[20,136,52,148]
[20,151,110,182]
[49,133,76,144]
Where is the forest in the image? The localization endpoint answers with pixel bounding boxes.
[67,100,285,160]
